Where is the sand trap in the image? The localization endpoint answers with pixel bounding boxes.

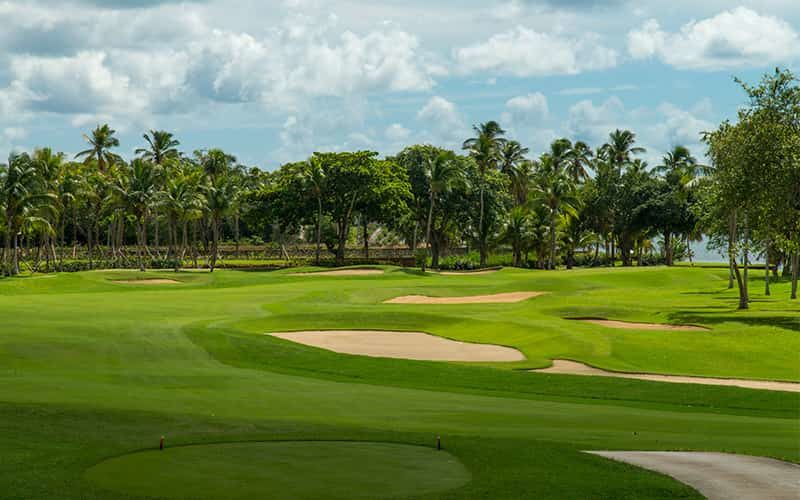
[534,359,800,392]
[587,451,800,500]
[288,269,384,276]
[571,318,708,331]
[385,291,544,305]
[112,279,181,285]
[268,330,525,362]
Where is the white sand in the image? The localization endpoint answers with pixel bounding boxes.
[268,330,525,362]
[534,359,800,392]
[288,269,384,276]
[112,279,181,285]
[587,451,800,500]
[574,318,708,331]
[385,291,544,304]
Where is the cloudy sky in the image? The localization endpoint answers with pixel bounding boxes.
[1,0,798,168]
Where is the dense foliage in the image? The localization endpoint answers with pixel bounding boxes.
[1,69,797,304]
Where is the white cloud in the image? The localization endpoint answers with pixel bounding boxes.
[455,26,617,77]
[653,102,714,146]
[567,96,628,143]
[385,123,410,141]
[503,92,549,124]
[416,96,467,145]
[627,7,800,70]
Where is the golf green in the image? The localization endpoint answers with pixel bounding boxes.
[85,441,470,499]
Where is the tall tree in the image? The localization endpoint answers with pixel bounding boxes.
[462,121,506,267]
[75,124,121,172]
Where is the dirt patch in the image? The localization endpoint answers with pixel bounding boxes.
[571,318,708,331]
[268,330,525,362]
[534,359,800,392]
[112,279,181,285]
[587,451,800,500]
[288,269,384,276]
[385,291,544,304]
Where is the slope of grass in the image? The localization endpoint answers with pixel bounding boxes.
[0,265,796,498]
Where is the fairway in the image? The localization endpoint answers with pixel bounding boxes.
[0,265,798,498]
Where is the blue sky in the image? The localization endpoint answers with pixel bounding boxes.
[1,0,798,169]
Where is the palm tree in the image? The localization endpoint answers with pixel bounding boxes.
[533,158,580,270]
[204,175,235,272]
[462,121,506,267]
[502,206,530,267]
[111,159,160,271]
[508,159,535,207]
[75,124,121,172]
[499,140,529,176]
[567,141,593,183]
[549,138,573,171]
[299,157,326,265]
[198,149,236,181]
[1,153,55,275]
[136,130,180,165]
[424,151,462,266]
[601,129,646,171]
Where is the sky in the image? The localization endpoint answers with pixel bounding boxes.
[1,0,798,169]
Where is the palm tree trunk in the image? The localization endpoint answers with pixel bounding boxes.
[764,239,771,296]
[791,251,798,300]
[137,218,145,272]
[549,211,556,270]
[210,217,219,273]
[426,194,435,264]
[3,214,11,276]
[315,197,322,266]
[743,214,750,304]
[479,182,486,267]
[362,217,369,259]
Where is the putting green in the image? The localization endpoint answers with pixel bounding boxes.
[85,441,470,499]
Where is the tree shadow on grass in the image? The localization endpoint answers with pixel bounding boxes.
[668,310,800,332]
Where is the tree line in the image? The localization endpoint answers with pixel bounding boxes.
[1,69,797,305]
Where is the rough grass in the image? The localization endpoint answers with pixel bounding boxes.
[0,265,797,498]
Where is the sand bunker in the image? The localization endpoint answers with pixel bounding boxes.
[385,291,544,305]
[572,318,708,331]
[268,330,525,362]
[112,279,181,285]
[534,359,800,392]
[288,269,384,276]
[587,451,800,500]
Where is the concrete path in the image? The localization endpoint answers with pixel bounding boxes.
[587,451,800,500]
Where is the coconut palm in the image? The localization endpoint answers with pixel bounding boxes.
[136,130,180,165]
[111,159,160,271]
[204,175,236,272]
[198,149,236,181]
[567,141,593,183]
[532,158,580,270]
[424,151,462,265]
[508,159,536,207]
[462,121,506,266]
[601,129,646,171]
[75,124,121,172]
[502,206,530,267]
[1,153,55,275]
[499,140,529,177]
[299,157,326,265]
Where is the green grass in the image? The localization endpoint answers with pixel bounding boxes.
[85,441,471,499]
[0,265,797,498]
